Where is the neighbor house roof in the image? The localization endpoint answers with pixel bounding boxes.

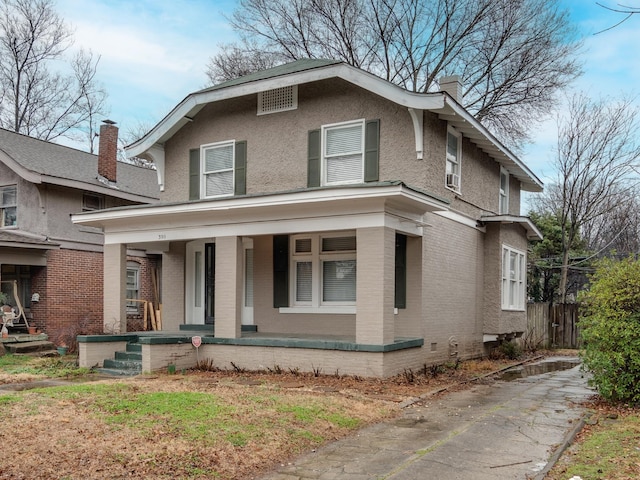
[126,59,543,192]
[0,128,159,202]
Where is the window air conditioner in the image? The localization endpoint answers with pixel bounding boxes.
[446,173,460,189]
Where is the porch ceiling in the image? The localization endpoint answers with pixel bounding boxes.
[73,182,449,245]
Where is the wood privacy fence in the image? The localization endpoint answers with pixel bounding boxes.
[523,303,581,349]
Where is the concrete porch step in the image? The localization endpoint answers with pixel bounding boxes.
[98,342,142,376]
[4,340,56,355]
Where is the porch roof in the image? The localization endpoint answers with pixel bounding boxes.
[72,181,449,247]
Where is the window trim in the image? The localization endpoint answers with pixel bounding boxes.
[0,185,17,228]
[499,167,509,214]
[288,232,357,310]
[322,119,366,186]
[445,126,461,192]
[201,140,236,199]
[82,193,104,212]
[501,245,526,311]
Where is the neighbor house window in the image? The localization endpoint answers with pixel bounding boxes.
[0,185,17,227]
[501,246,525,310]
[499,167,509,214]
[445,127,461,191]
[323,120,365,185]
[82,193,104,212]
[291,233,356,307]
[126,262,140,314]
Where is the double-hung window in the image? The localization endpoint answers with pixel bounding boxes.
[499,167,509,214]
[501,245,525,310]
[0,185,17,228]
[292,233,357,308]
[323,120,365,185]
[202,141,235,198]
[126,261,140,314]
[445,127,461,191]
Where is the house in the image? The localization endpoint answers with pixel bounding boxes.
[73,59,542,377]
[0,123,159,343]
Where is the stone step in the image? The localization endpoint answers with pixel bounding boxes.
[115,351,142,361]
[4,340,56,354]
[103,358,142,372]
[126,343,142,353]
[96,367,141,376]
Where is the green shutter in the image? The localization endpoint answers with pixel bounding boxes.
[307,129,321,187]
[234,140,247,195]
[364,119,380,182]
[395,233,407,309]
[189,148,200,200]
[273,235,289,308]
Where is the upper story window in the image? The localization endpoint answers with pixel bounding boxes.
[82,193,104,212]
[258,85,298,115]
[323,120,365,185]
[291,233,357,308]
[0,185,17,228]
[191,140,247,200]
[202,141,235,198]
[501,245,525,311]
[499,167,509,214]
[445,127,461,191]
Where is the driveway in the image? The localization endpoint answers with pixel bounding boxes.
[260,356,594,480]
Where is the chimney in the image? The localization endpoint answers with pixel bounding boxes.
[98,120,118,183]
[439,76,463,103]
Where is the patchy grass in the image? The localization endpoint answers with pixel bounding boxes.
[546,401,640,480]
[0,354,91,382]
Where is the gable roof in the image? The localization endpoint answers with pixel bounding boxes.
[126,59,543,192]
[0,128,159,202]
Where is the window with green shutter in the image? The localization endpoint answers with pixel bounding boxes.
[191,141,247,200]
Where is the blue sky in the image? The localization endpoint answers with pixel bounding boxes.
[55,0,640,188]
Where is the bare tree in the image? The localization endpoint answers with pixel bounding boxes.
[208,0,582,146]
[596,2,639,32]
[0,0,109,147]
[538,93,640,302]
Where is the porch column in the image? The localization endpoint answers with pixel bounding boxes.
[162,242,185,331]
[103,243,126,333]
[215,236,242,338]
[356,227,395,344]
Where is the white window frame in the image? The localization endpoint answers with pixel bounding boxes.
[126,262,141,314]
[201,140,235,198]
[289,232,357,311]
[445,126,461,192]
[499,167,509,214]
[501,245,526,311]
[322,119,365,186]
[0,185,17,228]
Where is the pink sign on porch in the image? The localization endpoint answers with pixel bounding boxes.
[191,336,202,348]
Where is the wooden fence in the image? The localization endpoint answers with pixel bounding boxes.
[523,303,581,349]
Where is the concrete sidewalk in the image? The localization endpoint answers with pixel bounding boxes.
[260,357,594,480]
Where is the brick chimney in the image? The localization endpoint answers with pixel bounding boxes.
[439,76,463,103]
[98,120,118,183]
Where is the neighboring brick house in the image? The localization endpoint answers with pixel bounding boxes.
[74,60,542,376]
[0,123,159,343]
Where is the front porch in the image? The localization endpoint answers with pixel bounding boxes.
[78,326,424,378]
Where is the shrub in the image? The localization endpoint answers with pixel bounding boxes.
[579,257,640,404]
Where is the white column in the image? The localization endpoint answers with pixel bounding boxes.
[103,243,126,333]
[215,236,242,338]
[356,227,395,344]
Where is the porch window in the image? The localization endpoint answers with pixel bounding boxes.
[291,233,357,307]
[445,127,461,192]
[0,185,17,228]
[501,245,525,310]
[499,167,509,214]
[126,262,140,314]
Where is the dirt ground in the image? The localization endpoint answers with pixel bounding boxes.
[0,351,572,479]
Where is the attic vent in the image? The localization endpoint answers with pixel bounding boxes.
[258,85,298,115]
